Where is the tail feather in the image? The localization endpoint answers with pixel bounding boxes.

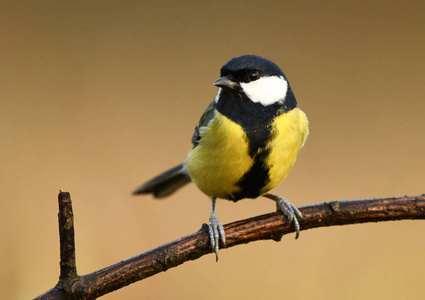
[133,163,191,198]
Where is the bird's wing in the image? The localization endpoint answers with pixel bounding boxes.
[191,100,216,148]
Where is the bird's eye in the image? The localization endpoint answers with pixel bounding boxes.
[247,71,260,82]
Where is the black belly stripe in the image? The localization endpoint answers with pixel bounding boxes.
[230,147,271,201]
[230,123,272,200]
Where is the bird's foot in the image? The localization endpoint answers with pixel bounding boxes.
[264,194,303,239]
[208,211,226,261]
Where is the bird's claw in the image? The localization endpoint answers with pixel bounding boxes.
[209,211,226,261]
[264,193,303,239]
[275,196,303,239]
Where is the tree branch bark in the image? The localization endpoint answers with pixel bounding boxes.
[34,192,425,299]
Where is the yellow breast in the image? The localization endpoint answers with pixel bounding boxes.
[186,111,252,198]
[185,107,309,199]
[261,107,309,194]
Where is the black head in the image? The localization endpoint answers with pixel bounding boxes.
[220,55,286,83]
[214,55,294,107]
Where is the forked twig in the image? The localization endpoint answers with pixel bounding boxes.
[34,192,425,299]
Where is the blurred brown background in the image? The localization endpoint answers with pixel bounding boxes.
[1,1,424,299]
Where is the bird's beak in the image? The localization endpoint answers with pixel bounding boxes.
[214,76,238,90]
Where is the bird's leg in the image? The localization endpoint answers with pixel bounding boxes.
[208,197,226,261]
[263,193,303,239]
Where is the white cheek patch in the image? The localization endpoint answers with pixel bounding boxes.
[240,76,288,106]
[214,88,222,103]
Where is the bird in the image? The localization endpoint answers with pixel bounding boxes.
[133,55,309,261]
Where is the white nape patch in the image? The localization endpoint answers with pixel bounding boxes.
[240,75,288,106]
[214,88,222,103]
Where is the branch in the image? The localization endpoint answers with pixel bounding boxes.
[35,193,425,299]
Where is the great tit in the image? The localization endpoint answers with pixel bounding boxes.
[134,55,309,260]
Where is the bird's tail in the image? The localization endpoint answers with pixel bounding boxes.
[133,163,191,198]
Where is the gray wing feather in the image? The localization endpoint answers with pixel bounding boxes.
[133,163,191,198]
[191,100,216,148]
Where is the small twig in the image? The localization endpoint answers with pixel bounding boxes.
[35,191,80,299]
[34,193,425,299]
[58,190,77,280]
